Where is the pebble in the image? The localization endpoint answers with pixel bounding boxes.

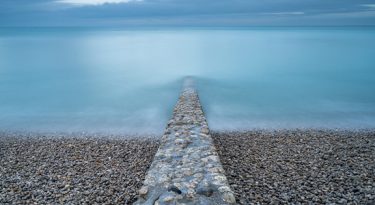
[0,134,159,205]
[139,186,148,196]
[213,129,375,204]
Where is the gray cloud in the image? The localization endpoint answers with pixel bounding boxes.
[1,0,375,26]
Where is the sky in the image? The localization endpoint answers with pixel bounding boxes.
[1,0,375,27]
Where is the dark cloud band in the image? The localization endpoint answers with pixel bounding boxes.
[1,0,374,26]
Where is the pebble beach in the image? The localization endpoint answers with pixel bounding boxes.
[0,133,159,204]
[212,130,375,204]
[1,130,375,204]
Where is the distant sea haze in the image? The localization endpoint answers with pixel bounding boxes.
[0,27,375,135]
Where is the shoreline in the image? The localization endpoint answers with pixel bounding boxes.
[1,127,374,139]
[0,131,160,140]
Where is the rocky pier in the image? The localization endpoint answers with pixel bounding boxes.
[135,78,236,205]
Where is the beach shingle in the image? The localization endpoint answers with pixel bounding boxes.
[212,130,375,204]
[0,135,159,204]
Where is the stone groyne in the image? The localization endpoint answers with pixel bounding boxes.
[135,78,236,205]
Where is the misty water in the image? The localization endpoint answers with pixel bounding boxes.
[1,27,375,135]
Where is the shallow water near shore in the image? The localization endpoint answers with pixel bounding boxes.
[1,27,375,134]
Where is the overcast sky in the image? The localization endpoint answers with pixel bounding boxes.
[1,0,375,26]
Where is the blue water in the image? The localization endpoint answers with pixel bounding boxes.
[1,27,375,134]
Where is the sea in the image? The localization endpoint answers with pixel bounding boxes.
[1,27,375,135]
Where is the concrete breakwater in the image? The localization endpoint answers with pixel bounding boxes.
[135,78,236,205]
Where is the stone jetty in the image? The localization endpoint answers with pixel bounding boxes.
[135,78,236,205]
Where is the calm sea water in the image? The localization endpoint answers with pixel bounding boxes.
[1,27,375,134]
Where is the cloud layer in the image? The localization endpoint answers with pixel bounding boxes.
[1,0,374,26]
[56,0,141,6]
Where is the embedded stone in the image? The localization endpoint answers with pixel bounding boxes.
[139,186,148,197]
[197,186,214,197]
[168,185,182,194]
[218,186,231,193]
[201,127,209,134]
[162,195,175,202]
[223,192,236,204]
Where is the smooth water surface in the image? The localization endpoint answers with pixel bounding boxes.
[1,27,375,134]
